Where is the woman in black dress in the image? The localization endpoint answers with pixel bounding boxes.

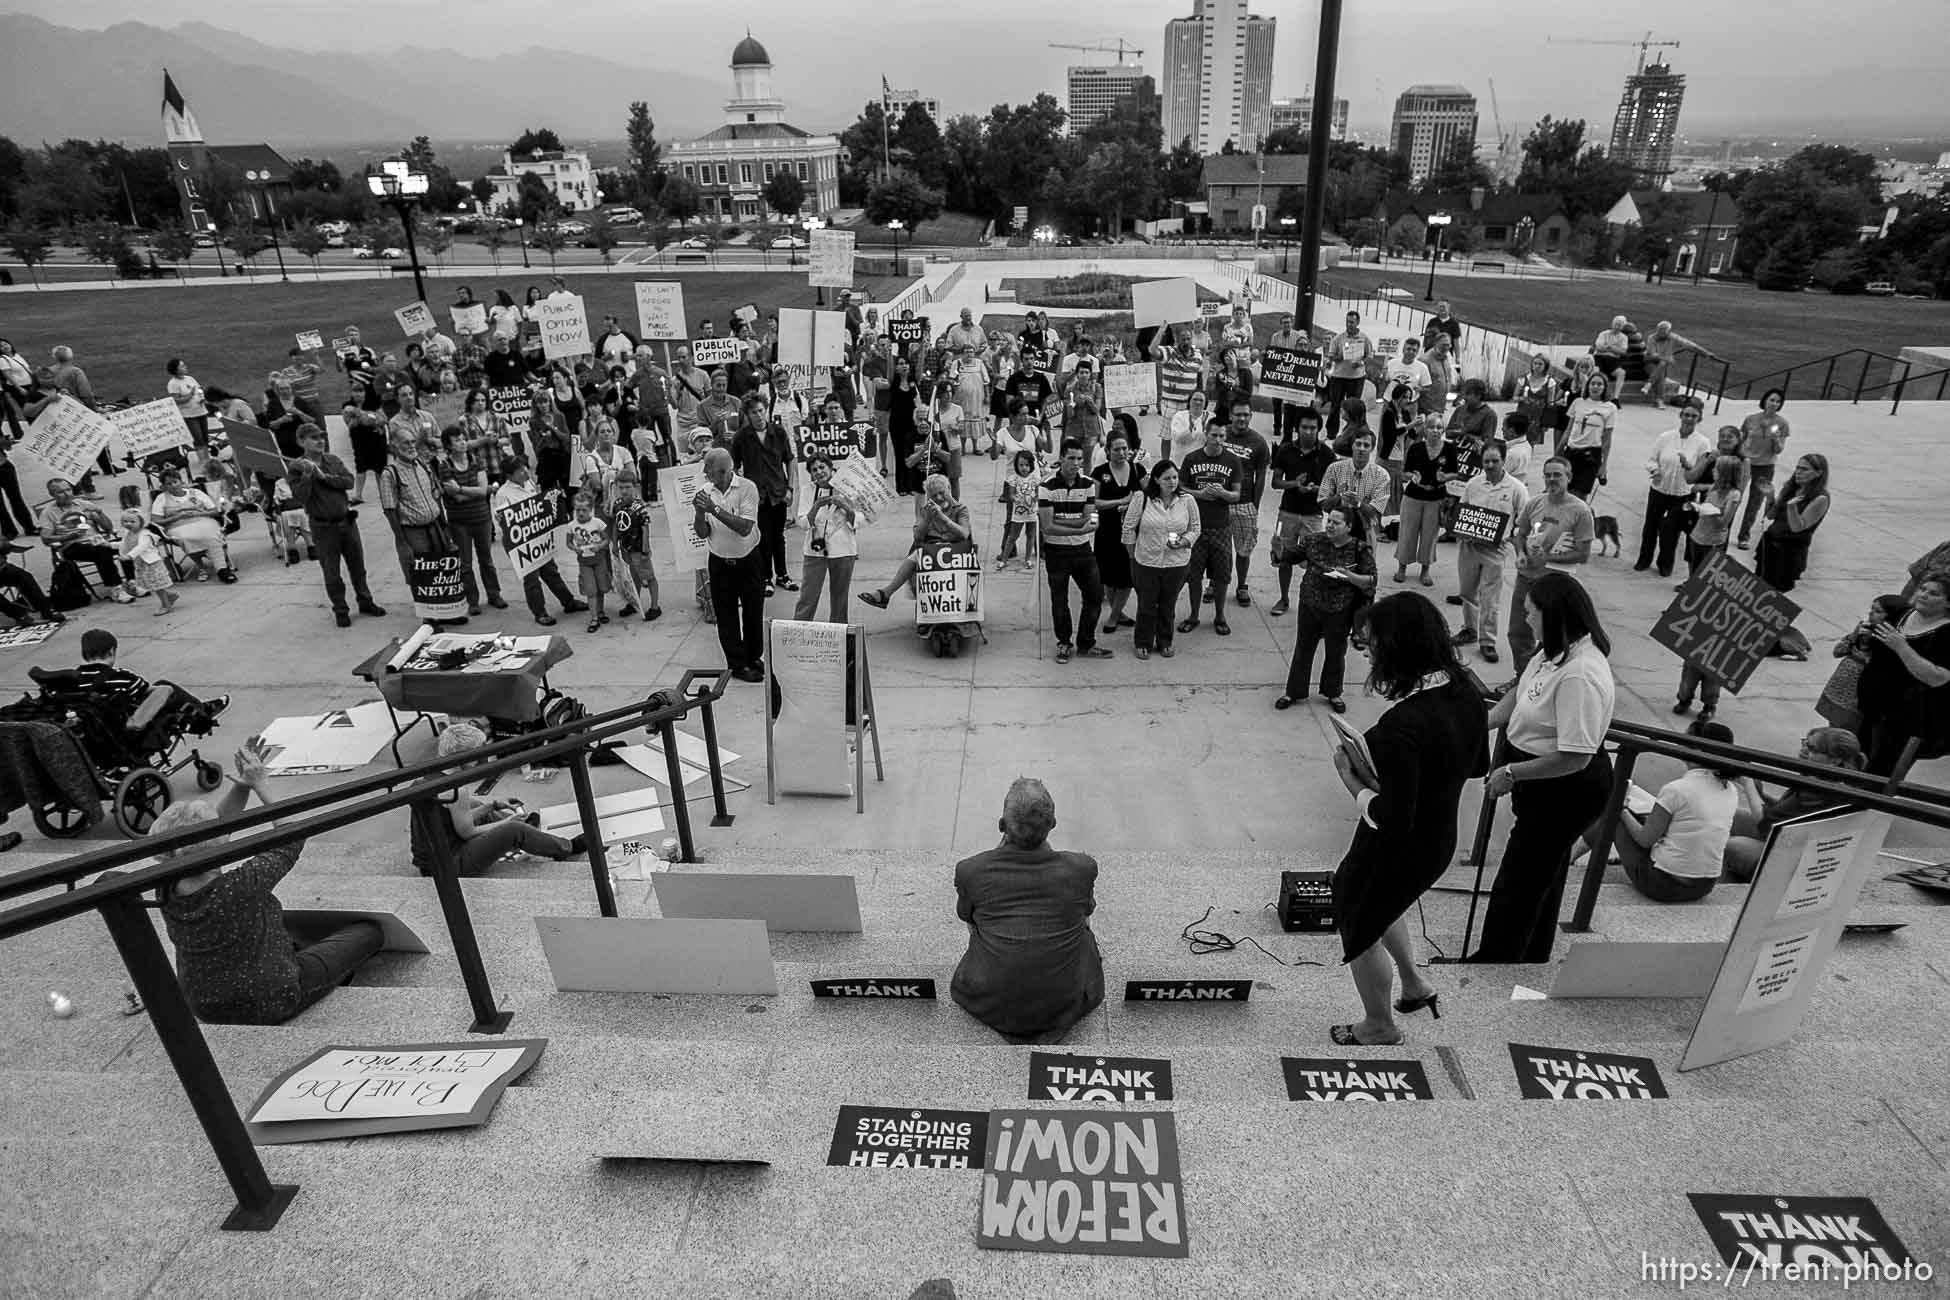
[1091,417,1146,635]
[889,356,923,495]
[1328,592,1489,1045]
[1857,570,1950,776]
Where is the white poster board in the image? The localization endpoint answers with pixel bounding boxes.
[108,398,192,458]
[634,281,688,342]
[658,462,712,571]
[777,308,850,368]
[20,395,114,482]
[1101,362,1159,410]
[827,456,895,524]
[690,337,742,368]
[294,329,325,351]
[809,229,856,289]
[534,294,591,360]
[450,303,488,336]
[245,1040,545,1144]
[1130,277,1198,329]
[395,301,435,337]
[767,619,852,797]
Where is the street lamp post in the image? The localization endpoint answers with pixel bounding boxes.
[367,160,430,304]
[1424,211,1452,302]
[515,218,531,269]
[1279,215,1296,275]
[244,170,289,282]
[886,218,905,274]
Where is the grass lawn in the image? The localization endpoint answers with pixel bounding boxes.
[1306,266,1950,386]
[0,271,911,406]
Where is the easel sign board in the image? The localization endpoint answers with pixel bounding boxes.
[979,1110,1189,1258]
[766,618,852,798]
[281,909,429,954]
[220,416,287,479]
[535,915,778,995]
[1548,941,1724,999]
[654,871,863,933]
[245,1039,545,1144]
[1129,277,1197,329]
[1680,809,1893,1072]
[1651,549,1801,696]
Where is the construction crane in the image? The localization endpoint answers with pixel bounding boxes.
[1548,31,1681,74]
[1486,78,1522,182]
[1048,39,1145,64]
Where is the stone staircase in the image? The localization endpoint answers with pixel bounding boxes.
[4,835,1947,1299]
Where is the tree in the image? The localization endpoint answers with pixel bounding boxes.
[865,174,943,230]
[1079,140,1159,236]
[1516,117,1586,195]
[1809,246,1870,294]
[289,158,343,193]
[893,102,949,192]
[583,210,619,265]
[1322,142,1409,234]
[762,171,806,225]
[196,158,246,234]
[1262,126,1307,156]
[152,225,194,279]
[940,114,993,216]
[625,101,664,210]
[422,222,454,267]
[1732,144,1879,278]
[79,220,130,274]
[530,221,567,271]
[838,101,894,203]
[1423,135,1493,195]
[288,222,328,278]
[1620,191,1692,279]
[4,223,52,285]
[1387,215,1425,256]
[515,171,559,227]
[1220,138,1239,156]
[470,176,494,208]
[980,95,1068,223]
[16,145,106,226]
[400,135,467,211]
[510,128,564,158]
[660,176,702,227]
[1566,213,1618,268]
[1754,227,1816,291]
[1346,217,1386,250]
[1273,185,1309,226]
[0,137,27,218]
[479,220,506,270]
[1161,136,1204,205]
[225,223,269,270]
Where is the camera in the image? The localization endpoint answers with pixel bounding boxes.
[810,537,828,555]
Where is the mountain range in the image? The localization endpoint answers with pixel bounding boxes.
[0,15,742,152]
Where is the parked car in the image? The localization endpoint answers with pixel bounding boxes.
[1864,281,1896,296]
[324,234,347,249]
[678,235,713,250]
[353,247,378,259]
[768,235,808,250]
[379,247,406,260]
[557,221,589,237]
[606,207,643,225]
[190,233,217,249]
[317,221,350,235]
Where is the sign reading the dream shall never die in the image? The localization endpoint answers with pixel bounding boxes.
[1027,1052,1172,1102]
[1508,1043,1668,1099]
[980,1110,1188,1258]
[410,554,468,621]
[245,1040,546,1144]
[1281,1057,1435,1101]
[827,1106,987,1169]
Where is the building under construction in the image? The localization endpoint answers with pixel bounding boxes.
[1609,60,1687,186]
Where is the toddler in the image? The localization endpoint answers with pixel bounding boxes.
[563,490,612,633]
[996,449,1041,571]
[117,508,178,615]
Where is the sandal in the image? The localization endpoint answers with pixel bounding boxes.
[1213,622,1231,637]
[586,618,601,633]
[1176,617,1198,634]
[1274,695,1295,711]
[1135,646,1150,660]
[859,591,890,609]
[1330,1023,1404,1046]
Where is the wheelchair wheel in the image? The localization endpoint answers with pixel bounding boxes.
[31,798,91,839]
[195,759,225,791]
[113,769,173,837]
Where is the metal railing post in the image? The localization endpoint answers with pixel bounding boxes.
[1855,352,1872,404]
[1565,744,1638,933]
[1820,356,1836,400]
[97,895,298,1231]
[694,690,736,828]
[658,717,698,862]
[409,800,511,1033]
[566,752,618,918]
[1890,360,1912,416]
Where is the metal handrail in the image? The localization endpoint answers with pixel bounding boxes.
[1721,346,1910,406]
[1853,358,1950,415]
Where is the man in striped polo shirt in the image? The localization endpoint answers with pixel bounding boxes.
[1157,336,1204,461]
[1037,441,1111,665]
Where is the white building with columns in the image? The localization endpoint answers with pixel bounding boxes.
[666,34,842,225]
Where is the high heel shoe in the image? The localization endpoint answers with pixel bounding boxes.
[1394,992,1441,1019]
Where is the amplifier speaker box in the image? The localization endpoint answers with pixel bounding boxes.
[1276,870,1336,932]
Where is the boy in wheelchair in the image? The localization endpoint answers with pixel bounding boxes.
[70,628,228,738]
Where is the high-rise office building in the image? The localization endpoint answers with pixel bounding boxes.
[883,87,939,124]
[1161,0,1276,155]
[1391,84,1478,181]
[1269,96,1348,140]
[1608,61,1687,186]
[1066,66,1154,135]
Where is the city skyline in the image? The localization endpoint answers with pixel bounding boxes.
[1,0,1944,142]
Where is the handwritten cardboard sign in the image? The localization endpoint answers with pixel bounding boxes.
[450,303,488,336]
[107,398,192,458]
[659,461,711,571]
[979,1110,1188,1258]
[295,329,325,351]
[1651,549,1801,695]
[690,337,743,368]
[634,281,688,342]
[828,1106,986,1169]
[827,454,894,523]
[395,301,435,337]
[1102,362,1159,411]
[1281,1057,1435,1101]
[915,540,982,626]
[1027,1052,1172,1102]
[409,554,467,621]
[1450,502,1511,546]
[245,1040,545,1144]
[534,294,591,360]
[1687,1194,1916,1273]
[809,229,856,289]
[495,491,558,578]
[19,396,114,482]
[1509,1044,1668,1099]
[1259,345,1323,403]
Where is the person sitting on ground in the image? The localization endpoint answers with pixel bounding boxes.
[1585,719,1750,903]
[409,723,586,875]
[71,627,227,734]
[951,777,1104,1043]
[1721,727,1866,883]
[152,740,383,1025]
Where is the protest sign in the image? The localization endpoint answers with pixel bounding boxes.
[1281,1057,1435,1101]
[1508,1044,1668,1099]
[828,453,894,523]
[394,301,435,337]
[294,329,324,351]
[486,384,535,448]
[495,491,558,579]
[1681,808,1892,1071]
[810,978,937,999]
[776,308,848,369]
[330,335,354,356]
[1124,979,1252,1002]
[979,1110,1188,1258]
[1130,277,1197,328]
[219,416,287,479]
[1686,1194,1917,1274]
[1027,1052,1172,1102]
[690,337,743,368]
[107,398,191,459]
[450,303,488,336]
[1651,549,1801,696]
[634,281,688,341]
[410,554,467,621]
[534,294,591,360]
[1450,502,1511,547]
[19,396,115,482]
[809,229,856,288]
[245,1040,545,1144]
[1101,362,1159,411]
[657,872,861,932]
[658,462,711,571]
[733,302,760,325]
[828,1106,987,1170]
[915,540,982,626]
[887,316,929,349]
[1259,346,1324,403]
[799,419,871,464]
[766,618,852,797]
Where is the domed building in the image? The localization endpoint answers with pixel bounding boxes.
[665,33,841,226]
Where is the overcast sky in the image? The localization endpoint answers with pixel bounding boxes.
[13,0,1946,138]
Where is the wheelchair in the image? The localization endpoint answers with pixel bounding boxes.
[0,668,226,838]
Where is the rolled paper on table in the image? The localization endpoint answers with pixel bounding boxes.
[386,624,435,673]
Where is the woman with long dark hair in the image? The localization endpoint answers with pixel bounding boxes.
[1121,457,1198,659]
[1091,420,1145,635]
[1755,452,1829,597]
[1327,592,1489,1044]
[1590,718,1744,903]
[1470,572,1617,962]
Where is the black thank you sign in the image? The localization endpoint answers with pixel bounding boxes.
[810,978,937,999]
[1124,979,1252,1002]
[887,317,930,348]
[1028,1052,1173,1102]
[826,1105,987,1169]
[979,1109,1189,1258]
[1281,1057,1435,1101]
[1508,1043,1668,1099]
[1687,1194,1918,1274]
[1450,502,1511,546]
[1650,549,1800,695]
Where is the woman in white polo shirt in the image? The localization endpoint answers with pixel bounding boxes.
[1588,719,1746,903]
[1470,572,1617,962]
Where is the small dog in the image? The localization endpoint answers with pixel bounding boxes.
[1592,515,1622,556]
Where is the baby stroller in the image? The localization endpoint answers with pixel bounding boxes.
[0,668,225,838]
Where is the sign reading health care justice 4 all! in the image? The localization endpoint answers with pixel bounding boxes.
[1651,549,1800,696]
[1027,1053,1173,1102]
[826,1106,987,1169]
[979,1110,1189,1259]
[1508,1043,1668,1099]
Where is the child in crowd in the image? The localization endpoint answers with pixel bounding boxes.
[682,428,715,623]
[608,470,662,623]
[996,449,1042,571]
[1673,454,1750,722]
[117,508,178,616]
[73,628,226,730]
[1817,595,1910,734]
[563,489,611,634]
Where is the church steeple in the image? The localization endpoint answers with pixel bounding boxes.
[162,70,203,144]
